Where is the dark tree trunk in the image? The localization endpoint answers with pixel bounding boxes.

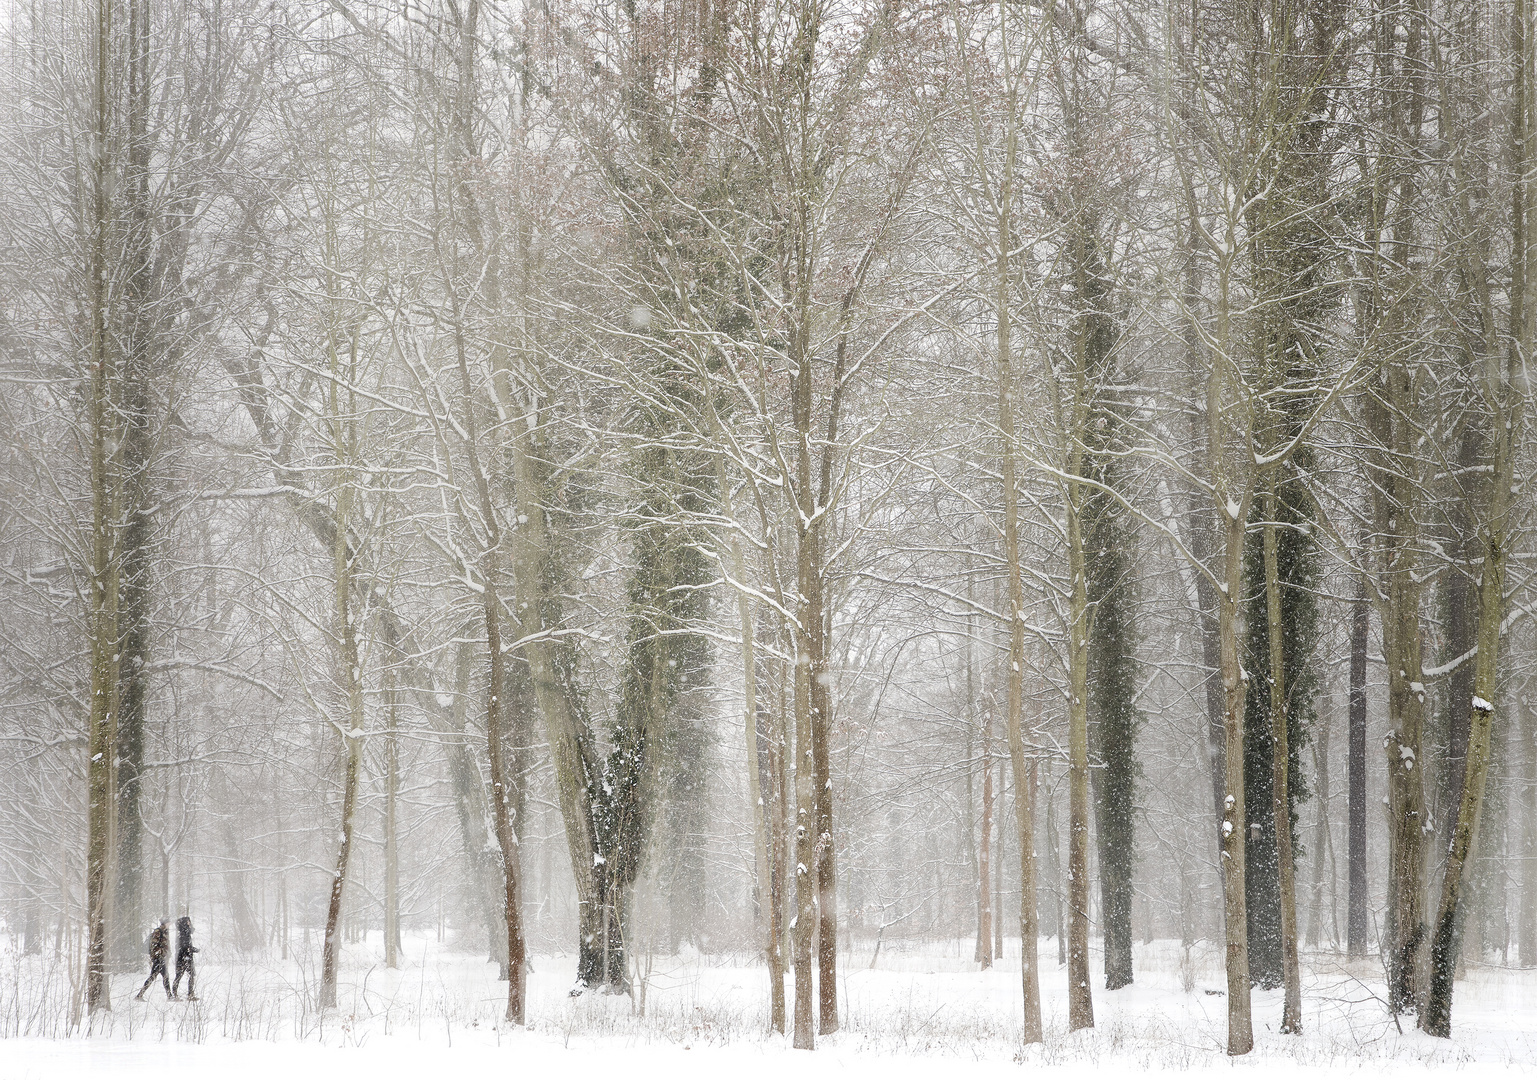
[1240,467,1318,992]
[1086,487,1137,991]
[576,885,628,990]
[1347,582,1370,957]
[1437,460,1477,840]
[111,0,155,964]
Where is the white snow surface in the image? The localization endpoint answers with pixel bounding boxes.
[4,934,1535,1079]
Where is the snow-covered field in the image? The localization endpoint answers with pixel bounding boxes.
[4,936,1534,1078]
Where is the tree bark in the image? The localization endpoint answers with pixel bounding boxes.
[996,177,1043,1043]
[84,0,119,1015]
[1065,510,1094,1031]
[1421,576,1505,1036]
[315,285,372,1001]
[977,706,994,969]
[111,0,155,971]
[1306,707,1332,949]
[481,566,527,1023]
[1347,580,1369,958]
[1519,693,1537,968]
[790,592,818,1049]
[1421,7,1528,1028]
[767,659,792,1032]
[449,304,529,1020]
[1217,497,1254,1055]
[319,467,364,1010]
[1263,485,1301,1033]
[384,675,400,971]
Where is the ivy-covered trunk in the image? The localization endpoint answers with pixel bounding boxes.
[1240,469,1317,995]
[1085,474,1138,992]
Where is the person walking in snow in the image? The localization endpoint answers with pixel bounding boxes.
[135,920,173,1000]
[173,915,199,1000]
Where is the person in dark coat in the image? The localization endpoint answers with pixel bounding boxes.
[173,915,199,1000]
[135,920,172,1000]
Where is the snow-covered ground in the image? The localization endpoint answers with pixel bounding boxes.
[4,936,1534,1078]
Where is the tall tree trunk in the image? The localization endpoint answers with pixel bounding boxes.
[1183,351,1227,838]
[1263,485,1301,1033]
[1421,7,1528,1028]
[1421,557,1507,1036]
[1307,710,1331,949]
[319,479,364,1010]
[790,595,817,1049]
[1046,776,1066,965]
[1438,538,1476,840]
[811,590,838,1037]
[1381,550,1430,1014]
[84,0,119,1015]
[767,660,792,1032]
[977,707,994,969]
[994,760,1006,960]
[1368,0,1431,1014]
[1087,486,1137,991]
[449,292,528,1020]
[995,145,1042,1043]
[111,0,154,971]
[811,389,842,1037]
[1217,497,1254,1055]
[722,460,777,1019]
[1520,693,1537,968]
[384,675,400,971]
[1065,511,1094,1031]
[1347,580,1369,958]
[481,567,527,1023]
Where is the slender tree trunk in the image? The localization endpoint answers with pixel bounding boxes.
[1520,693,1537,967]
[996,188,1042,1042]
[790,601,817,1049]
[483,567,528,1025]
[727,507,776,1021]
[319,484,364,1010]
[768,661,792,1031]
[1180,228,1227,839]
[449,292,528,1020]
[994,761,1006,960]
[1263,486,1302,1033]
[384,675,400,970]
[978,707,994,969]
[84,0,118,1015]
[1347,580,1369,958]
[1047,777,1066,965]
[1065,510,1094,1031]
[811,599,838,1036]
[1368,0,1432,1014]
[1218,497,1254,1055]
[1307,713,1330,950]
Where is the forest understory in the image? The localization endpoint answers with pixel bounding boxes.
[5,935,1536,1077]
